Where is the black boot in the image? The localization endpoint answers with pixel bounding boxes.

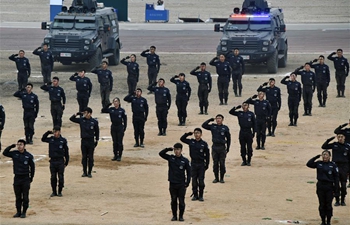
[58,186,63,197]
[179,210,184,221]
[334,196,340,206]
[51,186,58,197]
[162,128,166,136]
[13,207,21,218]
[326,215,332,225]
[133,139,140,147]
[220,172,225,183]
[191,191,198,201]
[21,207,27,218]
[178,118,182,126]
[213,173,219,183]
[247,156,252,166]
[204,106,208,115]
[171,207,177,221]
[198,189,204,201]
[140,139,145,148]
[241,156,247,166]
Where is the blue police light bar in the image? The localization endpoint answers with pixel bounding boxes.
[230,14,269,18]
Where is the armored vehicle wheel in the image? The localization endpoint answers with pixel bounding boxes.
[278,45,288,68]
[108,42,120,66]
[90,47,102,68]
[267,50,278,74]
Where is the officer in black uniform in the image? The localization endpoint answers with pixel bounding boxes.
[102,98,127,161]
[310,55,330,107]
[321,133,350,206]
[41,126,69,197]
[190,62,212,115]
[226,48,245,97]
[14,83,39,144]
[334,120,350,143]
[202,114,231,183]
[245,92,271,150]
[229,103,256,166]
[148,78,171,136]
[91,61,113,111]
[40,77,66,128]
[209,54,231,105]
[281,73,302,126]
[257,78,281,136]
[33,44,54,85]
[69,69,92,112]
[69,107,99,178]
[306,150,339,225]
[9,50,31,91]
[159,143,191,222]
[124,88,148,148]
[170,73,191,126]
[121,54,140,95]
[141,46,160,94]
[0,104,5,151]
[327,49,349,97]
[180,128,209,201]
[3,139,35,218]
[295,62,316,116]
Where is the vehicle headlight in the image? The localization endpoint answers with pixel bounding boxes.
[221,40,227,45]
[44,39,50,43]
[221,47,227,51]
[263,41,269,46]
[84,46,90,50]
[262,47,268,51]
[84,40,90,45]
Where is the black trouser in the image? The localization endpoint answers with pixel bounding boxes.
[169,183,186,217]
[288,97,299,124]
[302,86,313,114]
[77,93,89,113]
[191,162,206,197]
[256,118,267,147]
[133,116,145,143]
[49,158,65,193]
[239,130,253,162]
[41,64,52,84]
[316,181,334,222]
[81,138,95,174]
[267,106,278,134]
[316,82,328,105]
[212,144,226,179]
[335,163,348,202]
[111,125,124,158]
[13,175,31,214]
[217,77,229,103]
[156,105,168,133]
[198,84,209,112]
[100,84,111,109]
[51,102,63,128]
[335,71,346,95]
[23,111,36,140]
[176,98,188,123]
[232,72,242,95]
[17,72,28,91]
[0,130,2,150]
[148,67,158,86]
[127,78,137,95]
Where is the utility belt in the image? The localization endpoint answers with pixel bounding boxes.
[50,158,64,162]
[51,101,61,104]
[317,180,333,185]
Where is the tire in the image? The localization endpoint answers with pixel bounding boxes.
[108,42,120,66]
[90,47,102,68]
[266,50,278,74]
[278,45,288,68]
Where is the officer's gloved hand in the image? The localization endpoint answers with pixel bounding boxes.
[94,141,98,147]
[10,144,16,148]
[62,105,65,111]
[251,94,258,99]
[331,52,336,55]
[47,130,53,134]
[327,136,336,141]
[166,147,173,151]
[226,148,229,153]
[187,132,193,136]
[341,123,348,127]
[145,49,150,52]
[252,132,255,138]
[30,177,33,183]
[262,82,268,86]
[312,88,315,93]
[313,59,318,63]
[167,105,170,110]
[144,117,147,122]
[13,54,18,56]
[205,165,209,170]
[27,72,30,78]
[316,154,321,158]
[285,75,290,79]
[195,66,200,70]
[236,105,242,109]
[125,56,130,59]
[208,118,215,122]
[185,183,189,188]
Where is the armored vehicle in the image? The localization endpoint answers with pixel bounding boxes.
[214,0,287,73]
[41,0,121,67]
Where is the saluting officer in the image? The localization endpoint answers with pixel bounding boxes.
[9,50,31,91]
[245,92,271,150]
[33,44,54,85]
[306,150,339,225]
[102,98,127,161]
[281,73,302,126]
[327,49,349,97]
[257,78,281,136]
[148,78,171,136]
[14,83,39,144]
[170,73,191,126]
[180,128,210,201]
[190,62,212,115]
[141,46,160,94]
[41,126,69,197]
[159,143,191,222]
[226,48,245,97]
[124,88,148,148]
[0,104,5,151]
[229,103,256,166]
[40,77,66,128]
[209,54,231,105]
[69,69,92,113]
[91,61,113,111]
[69,107,99,178]
[202,114,231,183]
[334,120,350,143]
[310,55,330,107]
[3,139,35,218]
[121,54,140,95]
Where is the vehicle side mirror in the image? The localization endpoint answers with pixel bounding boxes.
[214,24,221,32]
[279,24,286,32]
[103,23,110,32]
[41,22,47,30]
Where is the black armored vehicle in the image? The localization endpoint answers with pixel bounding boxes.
[214,0,287,73]
[41,0,121,67]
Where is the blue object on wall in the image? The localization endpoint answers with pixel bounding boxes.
[145,4,169,22]
[50,0,62,21]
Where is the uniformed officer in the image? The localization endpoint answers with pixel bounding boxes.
[121,54,139,95]
[32,44,54,85]
[190,62,212,115]
[170,73,191,126]
[91,61,113,111]
[306,150,339,225]
[69,107,99,177]
[0,104,5,151]
[257,78,281,136]
[321,133,350,206]
[41,126,69,197]
[9,50,31,90]
[14,83,39,144]
[202,114,231,183]
[280,73,302,126]
[159,143,191,222]
[3,139,35,218]
[327,49,349,97]
[147,78,171,136]
[226,48,245,97]
[229,103,256,166]
[124,88,148,148]
[69,69,92,113]
[180,128,210,201]
[141,46,160,94]
[310,55,330,107]
[334,120,350,143]
[40,77,66,128]
[245,92,271,150]
[102,98,127,161]
[295,62,316,116]
[209,54,231,105]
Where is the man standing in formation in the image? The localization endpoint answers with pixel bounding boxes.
[226,48,245,97]
[281,73,302,126]
[327,49,349,97]
[9,50,31,91]
[91,61,113,111]
[209,55,231,105]
[0,104,5,151]
[32,44,54,85]
[170,73,191,126]
[69,70,92,113]
[121,54,139,95]
[310,55,330,107]
[141,46,160,94]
